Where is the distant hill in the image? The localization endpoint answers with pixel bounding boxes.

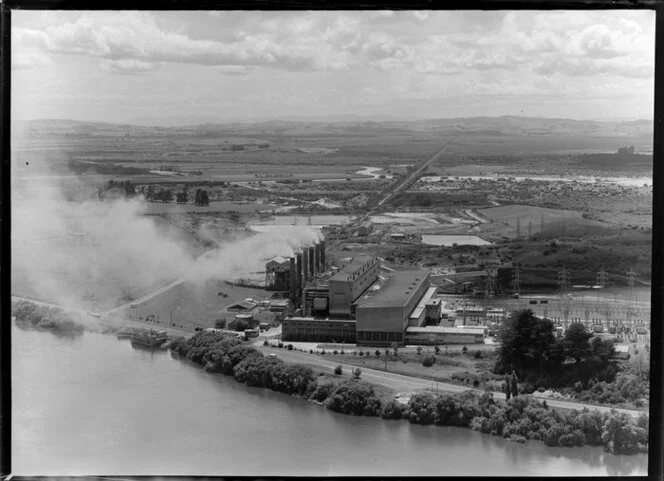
[19,115,653,137]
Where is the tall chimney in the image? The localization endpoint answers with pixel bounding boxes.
[296,252,303,301]
[314,243,320,274]
[308,246,315,277]
[289,257,296,302]
[302,248,309,282]
[320,240,326,270]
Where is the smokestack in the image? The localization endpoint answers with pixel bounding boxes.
[308,246,315,277]
[302,248,309,282]
[289,257,296,302]
[315,243,321,274]
[296,252,303,299]
[320,240,326,270]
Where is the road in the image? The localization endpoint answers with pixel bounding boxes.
[258,345,644,418]
[101,277,188,315]
[376,134,462,207]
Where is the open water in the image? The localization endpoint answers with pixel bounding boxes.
[12,324,648,476]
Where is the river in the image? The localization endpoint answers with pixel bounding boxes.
[12,324,648,476]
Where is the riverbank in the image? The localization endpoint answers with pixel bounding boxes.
[170,330,649,456]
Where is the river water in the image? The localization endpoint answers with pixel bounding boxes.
[12,325,648,476]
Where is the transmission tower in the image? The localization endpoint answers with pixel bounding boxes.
[626,267,639,328]
[558,266,569,297]
[484,268,497,303]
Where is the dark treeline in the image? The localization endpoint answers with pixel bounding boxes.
[171,330,648,455]
[495,310,650,408]
[495,310,618,388]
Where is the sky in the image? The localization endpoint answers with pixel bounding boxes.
[11,10,656,124]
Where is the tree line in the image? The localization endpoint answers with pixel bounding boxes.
[495,309,620,390]
[98,180,210,205]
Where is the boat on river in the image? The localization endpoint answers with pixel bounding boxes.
[130,329,168,350]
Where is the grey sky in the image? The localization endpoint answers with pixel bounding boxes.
[11,10,655,124]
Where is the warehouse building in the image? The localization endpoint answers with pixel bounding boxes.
[404,326,486,345]
[281,317,357,343]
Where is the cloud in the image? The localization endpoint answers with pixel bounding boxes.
[15,12,319,72]
[100,59,160,73]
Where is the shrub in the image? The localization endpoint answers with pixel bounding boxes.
[417,346,423,355]
[375,350,381,357]
[359,351,364,357]
[310,382,335,402]
[263,340,269,346]
[434,346,441,355]
[325,380,381,416]
[333,350,339,355]
[462,346,468,354]
[278,342,284,348]
[321,349,326,355]
[340,350,345,355]
[474,350,483,359]
[422,355,436,367]
[309,349,313,354]
[381,400,404,420]
[353,368,362,379]
[287,344,293,351]
[334,365,343,375]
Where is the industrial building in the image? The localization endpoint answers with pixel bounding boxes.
[281,317,357,343]
[276,240,489,347]
[404,326,486,345]
[355,271,431,346]
[263,239,327,305]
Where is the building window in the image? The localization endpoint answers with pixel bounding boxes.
[380,332,388,342]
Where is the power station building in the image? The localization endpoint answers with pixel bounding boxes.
[278,246,486,347]
[282,256,441,346]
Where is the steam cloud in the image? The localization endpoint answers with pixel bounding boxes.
[12,157,321,312]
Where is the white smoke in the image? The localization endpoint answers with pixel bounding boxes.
[12,155,322,311]
[187,226,322,284]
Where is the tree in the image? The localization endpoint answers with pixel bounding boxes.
[496,309,557,375]
[416,346,423,356]
[353,368,362,379]
[334,365,343,375]
[564,322,593,364]
[145,184,155,202]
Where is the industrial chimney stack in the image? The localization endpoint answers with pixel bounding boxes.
[289,257,296,302]
[320,240,326,270]
[314,243,321,274]
[308,246,315,277]
[302,248,309,282]
[296,252,303,302]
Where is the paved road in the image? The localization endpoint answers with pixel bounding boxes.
[258,345,645,418]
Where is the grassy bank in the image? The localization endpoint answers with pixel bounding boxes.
[172,331,648,456]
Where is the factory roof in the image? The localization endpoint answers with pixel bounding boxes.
[357,270,429,309]
[330,255,376,282]
[409,286,438,320]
